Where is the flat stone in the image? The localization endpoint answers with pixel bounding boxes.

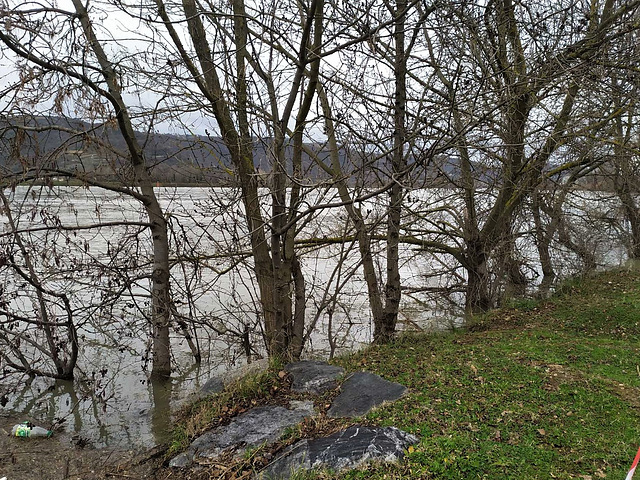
[284,361,345,395]
[169,401,314,468]
[168,451,192,468]
[260,425,418,479]
[327,372,406,418]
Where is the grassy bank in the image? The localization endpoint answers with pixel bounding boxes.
[169,269,640,479]
[328,269,640,479]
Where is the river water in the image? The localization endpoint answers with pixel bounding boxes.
[0,185,628,449]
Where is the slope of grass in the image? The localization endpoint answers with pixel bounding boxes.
[321,269,640,479]
[166,269,640,479]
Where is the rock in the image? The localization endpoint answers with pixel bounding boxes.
[199,358,270,398]
[169,401,314,468]
[284,361,345,395]
[260,425,418,479]
[200,377,224,396]
[327,372,406,418]
[168,451,192,468]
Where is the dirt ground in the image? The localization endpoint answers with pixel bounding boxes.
[0,413,165,480]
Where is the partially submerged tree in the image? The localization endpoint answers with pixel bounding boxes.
[148,0,325,360]
[0,0,174,376]
[412,0,640,313]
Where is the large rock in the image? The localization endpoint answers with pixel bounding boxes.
[284,361,345,395]
[260,425,418,479]
[169,401,314,468]
[327,372,407,418]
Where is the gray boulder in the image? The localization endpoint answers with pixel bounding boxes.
[200,377,224,396]
[170,401,314,468]
[284,361,345,395]
[327,372,407,418]
[260,425,418,479]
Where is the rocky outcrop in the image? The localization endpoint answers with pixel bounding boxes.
[260,425,418,480]
[177,362,418,479]
[170,401,315,468]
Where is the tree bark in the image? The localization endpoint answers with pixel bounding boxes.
[377,0,407,343]
[71,0,172,376]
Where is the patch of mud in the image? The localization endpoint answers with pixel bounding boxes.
[538,363,584,392]
[598,379,640,410]
[0,413,143,480]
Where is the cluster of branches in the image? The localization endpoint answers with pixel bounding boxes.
[0,0,639,380]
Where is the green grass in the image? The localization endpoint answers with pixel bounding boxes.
[320,269,640,479]
[169,269,640,479]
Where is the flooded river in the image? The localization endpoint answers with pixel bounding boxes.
[0,185,628,448]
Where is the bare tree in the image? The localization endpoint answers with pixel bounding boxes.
[0,1,174,376]
[145,0,325,360]
[413,0,640,313]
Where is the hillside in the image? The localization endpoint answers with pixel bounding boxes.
[0,116,353,186]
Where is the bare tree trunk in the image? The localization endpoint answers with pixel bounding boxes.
[497,230,527,302]
[70,0,172,376]
[287,6,324,356]
[290,255,306,359]
[377,0,407,343]
[453,106,492,314]
[465,238,492,314]
[611,92,640,259]
[315,83,385,333]
[619,188,640,259]
[532,190,556,280]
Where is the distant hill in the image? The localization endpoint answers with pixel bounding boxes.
[0,115,474,188]
[0,116,366,186]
